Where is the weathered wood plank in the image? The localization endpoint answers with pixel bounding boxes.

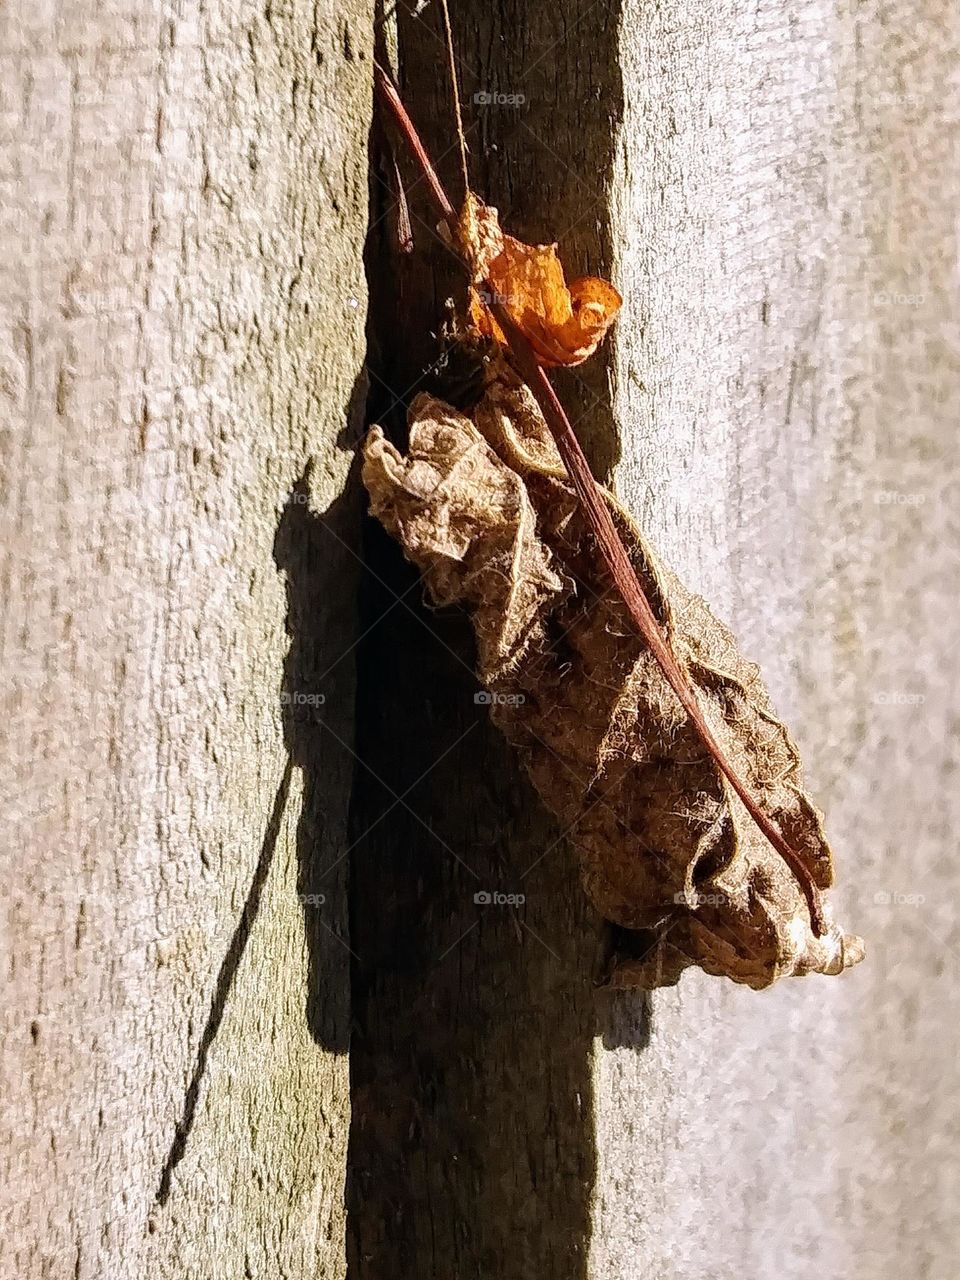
[3,0,956,1275]
[599,1,959,1276]
[0,1,371,1275]
[354,1,957,1277]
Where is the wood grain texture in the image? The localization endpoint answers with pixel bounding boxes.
[356,1,956,1277]
[598,0,959,1276]
[0,1,371,1276]
[3,0,956,1275]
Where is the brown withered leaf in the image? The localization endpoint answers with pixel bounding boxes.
[362,369,865,990]
[459,193,622,366]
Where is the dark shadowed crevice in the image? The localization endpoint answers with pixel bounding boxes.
[344,5,647,1275]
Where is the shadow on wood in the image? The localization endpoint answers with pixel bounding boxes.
[155,761,295,1206]
[273,456,365,1056]
[343,8,652,1269]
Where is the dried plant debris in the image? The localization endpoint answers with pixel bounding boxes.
[362,367,864,990]
[459,194,622,367]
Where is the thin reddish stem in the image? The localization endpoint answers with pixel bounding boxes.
[375,64,455,222]
[372,64,827,937]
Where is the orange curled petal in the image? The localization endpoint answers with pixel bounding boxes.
[459,194,621,366]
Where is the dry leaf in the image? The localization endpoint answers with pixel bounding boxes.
[459,193,622,366]
[362,370,865,990]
